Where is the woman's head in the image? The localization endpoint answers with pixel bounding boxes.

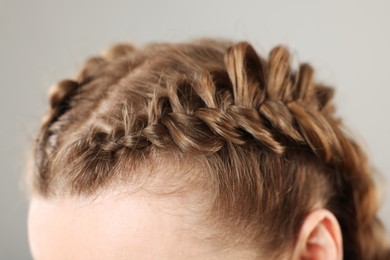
[27,38,389,259]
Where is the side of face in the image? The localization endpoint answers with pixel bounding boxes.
[27,190,260,260]
[28,192,192,259]
[28,179,343,260]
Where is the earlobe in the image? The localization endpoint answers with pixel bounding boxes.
[292,209,343,260]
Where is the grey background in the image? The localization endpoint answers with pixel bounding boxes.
[1,0,389,259]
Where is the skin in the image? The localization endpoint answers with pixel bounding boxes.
[28,189,260,260]
[28,170,342,260]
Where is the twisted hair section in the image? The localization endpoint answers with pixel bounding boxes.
[30,39,389,259]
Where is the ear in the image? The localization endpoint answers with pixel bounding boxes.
[292,209,343,260]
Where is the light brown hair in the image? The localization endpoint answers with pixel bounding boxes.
[29,38,389,259]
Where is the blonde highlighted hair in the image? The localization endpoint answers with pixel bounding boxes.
[30,38,389,259]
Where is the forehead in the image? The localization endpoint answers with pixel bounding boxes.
[28,192,204,260]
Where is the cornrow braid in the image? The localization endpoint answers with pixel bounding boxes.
[34,79,80,183]
[30,39,390,259]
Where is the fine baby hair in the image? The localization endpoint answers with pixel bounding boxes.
[29,38,389,259]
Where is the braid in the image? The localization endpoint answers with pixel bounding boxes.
[35,79,80,180]
[42,79,80,129]
[30,39,390,259]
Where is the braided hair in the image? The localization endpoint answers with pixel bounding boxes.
[29,39,389,259]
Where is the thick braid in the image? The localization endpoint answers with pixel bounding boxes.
[70,42,367,171]
[83,43,342,161]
